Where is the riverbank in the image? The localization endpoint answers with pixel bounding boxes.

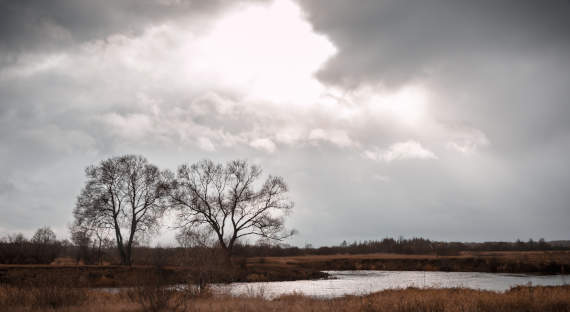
[0,262,326,287]
[0,250,567,287]
[250,250,570,274]
[1,285,568,311]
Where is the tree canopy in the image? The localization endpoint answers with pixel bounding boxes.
[72,155,168,265]
[168,159,294,260]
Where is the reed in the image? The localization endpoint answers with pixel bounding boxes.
[1,284,568,311]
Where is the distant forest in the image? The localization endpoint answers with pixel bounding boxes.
[1,227,568,265]
[233,237,569,258]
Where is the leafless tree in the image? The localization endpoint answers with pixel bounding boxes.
[31,226,56,244]
[73,155,168,265]
[176,227,215,249]
[70,220,113,265]
[168,159,294,262]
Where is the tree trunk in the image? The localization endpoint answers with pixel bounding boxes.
[125,219,136,266]
[217,241,233,267]
[113,216,129,265]
[125,242,133,266]
[97,238,102,265]
[223,247,232,266]
[116,243,128,265]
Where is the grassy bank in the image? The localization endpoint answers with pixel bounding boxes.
[1,284,569,311]
[250,250,570,274]
[1,251,567,288]
[0,262,326,287]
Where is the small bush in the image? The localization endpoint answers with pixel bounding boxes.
[127,269,189,312]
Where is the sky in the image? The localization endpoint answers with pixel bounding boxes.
[1,0,569,247]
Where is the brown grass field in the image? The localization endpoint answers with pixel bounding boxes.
[0,251,569,311]
[0,250,568,288]
[249,250,570,265]
[248,250,570,274]
[1,284,569,311]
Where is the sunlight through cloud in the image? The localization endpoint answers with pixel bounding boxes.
[195,0,337,105]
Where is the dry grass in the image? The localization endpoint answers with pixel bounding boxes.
[0,276,88,311]
[1,284,569,311]
[197,286,570,312]
[252,250,570,264]
[248,250,570,274]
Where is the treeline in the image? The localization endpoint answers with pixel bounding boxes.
[1,229,567,265]
[0,227,72,264]
[0,226,118,265]
[233,237,562,258]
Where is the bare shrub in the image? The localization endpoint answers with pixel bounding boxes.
[127,269,188,312]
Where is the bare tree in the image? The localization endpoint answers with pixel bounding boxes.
[69,223,93,264]
[70,220,113,265]
[168,159,294,262]
[31,226,56,244]
[72,155,168,265]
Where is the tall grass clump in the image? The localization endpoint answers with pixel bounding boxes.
[0,272,88,310]
[125,269,189,312]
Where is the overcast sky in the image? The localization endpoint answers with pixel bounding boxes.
[1,0,569,246]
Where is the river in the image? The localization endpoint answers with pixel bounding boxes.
[213,270,570,298]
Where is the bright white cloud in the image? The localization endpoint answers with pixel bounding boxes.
[101,113,153,140]
[7,0,339,153]
[193,0,337,104]
[308,128,354,148]
[249,138,277,153]
[275,127,305,145]
[364,141,438,162]
[1,0,452,159]
[367,86,428,126]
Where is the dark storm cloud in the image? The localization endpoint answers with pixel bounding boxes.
[289,0,570,243]
[297,0,570,87]
[0,0,264,57]
[294,0,570,151]
[301,0,570,148]
[295,0,570,153]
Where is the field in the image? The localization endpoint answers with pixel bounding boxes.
[1,284,569,311]
[1,250,568,288]
[0,262,326,287]
[0,251,569,310]
[249,250,570,275]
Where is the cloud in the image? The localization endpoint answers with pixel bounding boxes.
[297,0,570,88]
[1,0,570,245]
[249,138,277,153]
[444,124,490,154]
[0,0,252,56]
[0,0,337,151]
[308,128,354,148]
[363,141,437,162]
[275,127,305,145]
[0,180,16,196]
[197,137,216,152]
[371,174,390,182]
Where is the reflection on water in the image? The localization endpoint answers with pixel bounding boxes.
[214,271,570,298]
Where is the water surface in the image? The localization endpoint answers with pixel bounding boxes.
[215,270,570,298]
